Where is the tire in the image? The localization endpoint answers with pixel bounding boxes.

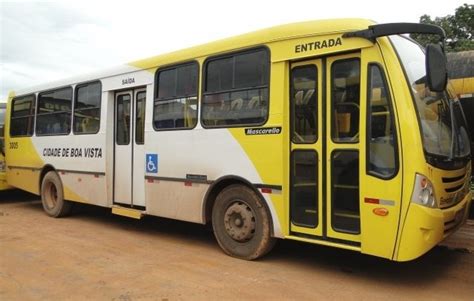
[41,171,72,218]
[212,184,276,260]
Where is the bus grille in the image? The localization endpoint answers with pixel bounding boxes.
[444,218,459,235]
[440,172,469,208]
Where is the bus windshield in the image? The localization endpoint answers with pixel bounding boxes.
[391,35,470,167]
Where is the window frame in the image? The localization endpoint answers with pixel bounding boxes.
[201,46,271,129]
[331,149,360,234]
[366,63,399,180]
[290,64,318,144]
[10,94,36,137]
[115,93,132,146]
[330,57,361,144]
[73,80,102,135]
[153,60,200,132]
[135,90,146,145]
[290,149,319,228]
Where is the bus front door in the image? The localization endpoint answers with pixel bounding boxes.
[114,88,146,207]
[289,54,362,246]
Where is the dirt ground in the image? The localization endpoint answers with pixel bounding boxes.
[1,190,473,301]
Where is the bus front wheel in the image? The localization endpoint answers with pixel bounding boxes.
[41,171,72,217]
[212,185,276,260]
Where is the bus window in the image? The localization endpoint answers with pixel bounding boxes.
[367,64,397,178]
[116,94,131,145]
[154,62,198,130]
[291,65,318,143]
[10,95,35,137]
[202,49,269,127]
[36,87,72,136]
[136,91,146,144]
[291,150,318,227]
[332,150,360,233]
[74,81,101,134]
[331,59,360,142]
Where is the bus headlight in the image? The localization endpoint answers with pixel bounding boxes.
[419,186,433,206]
[411,174,437,208]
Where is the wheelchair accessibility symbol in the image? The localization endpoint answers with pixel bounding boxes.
[146,154,158,173]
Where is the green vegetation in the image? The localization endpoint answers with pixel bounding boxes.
[410,4,473,52]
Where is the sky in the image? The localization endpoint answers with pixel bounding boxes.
[0,0,468,100]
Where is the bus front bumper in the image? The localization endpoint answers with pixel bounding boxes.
[396,191,471,261]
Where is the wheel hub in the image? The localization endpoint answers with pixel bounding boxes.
[223,201,256,242]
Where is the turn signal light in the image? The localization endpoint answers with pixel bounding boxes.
[373,208,389,216]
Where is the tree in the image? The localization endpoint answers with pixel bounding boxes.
[410,3,474,52]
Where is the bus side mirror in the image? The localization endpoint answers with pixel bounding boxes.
[425,43,448,92]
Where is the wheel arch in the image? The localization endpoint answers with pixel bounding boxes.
[202,175,276,237]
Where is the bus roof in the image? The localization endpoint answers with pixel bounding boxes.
[131,18,374,69]
[12,18,374,97]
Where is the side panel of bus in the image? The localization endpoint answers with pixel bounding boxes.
[142,55,284,227]
[4,69,150,206]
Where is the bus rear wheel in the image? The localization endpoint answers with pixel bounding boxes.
[41,171,72,217]
[212,185,276,260]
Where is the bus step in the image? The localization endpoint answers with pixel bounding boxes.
[112,206,143,219]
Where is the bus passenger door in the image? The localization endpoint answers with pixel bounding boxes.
[289,59,324,237]
[114,88,147,207]
[290,51,401,257]
[114,91,133,205]
[132,89,146,207]
[325,53,362,244]
[289,55,362,244]
[327,51,402,257]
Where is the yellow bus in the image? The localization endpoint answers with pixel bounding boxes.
[448,51,474,157]
[0,101,12,190]
[4,19,471,261]
[448,51,474,102]
[447,51,474,218]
